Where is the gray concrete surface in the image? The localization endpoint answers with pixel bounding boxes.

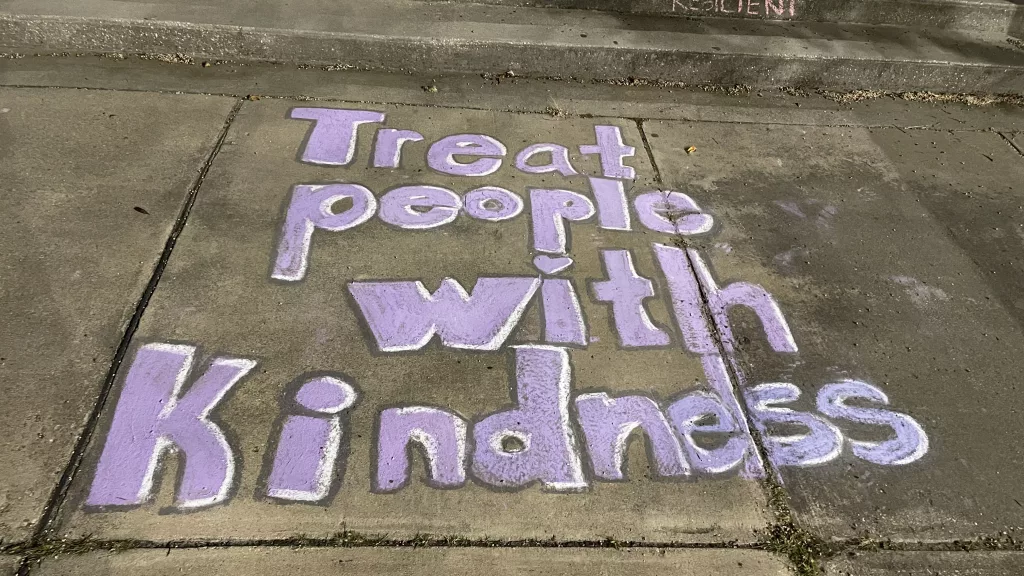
[56,101,770,543]
[0,557,18,575]
[1,60,1023,573]
[0,0,1022,91]
[1010,132,1024,155]
[647,121,1024,542]
[32,548,792,575]
[3,57,1024,133]
[0,88,235,542]
[827,551,1024,574]
[451,0,1023,35]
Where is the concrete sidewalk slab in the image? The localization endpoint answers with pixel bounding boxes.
[0,88,235,541]
[646,121,1024,541]
[32,547,792,576]
[868,129,1024,329]
[56,101,770,543]
[0,557,18,575]
[827,550,1024,574]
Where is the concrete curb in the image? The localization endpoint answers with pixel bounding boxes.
[1,13,1023,91]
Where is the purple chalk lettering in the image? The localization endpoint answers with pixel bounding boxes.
[634,191,713,235]
[266,377,357,502]
[87,343,255,509]
[514,143,579,176]
[747,383,842,468]
[688,249,798,354]
[348,277,540,351]
[541,278,587,346]
[579,125,636,180]
[701,354,766,477]
[589,178,631,231]
[290,108,384,166]
[272,183,377,282]
[652,243,717,355]
[576,393,689,480]
[376,407,468,491]
[530,188,596,254]
[817,380,928,465]
[464,186,523,222]
[427,134,507,177]
[666,391,749,474]
[472,346,587,491]
[373,128,424,168]
[591,250,671,348]
[295,376,356,413]
[379,185,462,229]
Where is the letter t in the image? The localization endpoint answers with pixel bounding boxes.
[290,108,385,166]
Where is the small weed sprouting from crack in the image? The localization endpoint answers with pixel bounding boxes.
[544,103,566,118]
[851,530,1024,553]
[817,89,1024,106]
[4,536,143,562]
[137,53,194,65]
[759,483,835,576]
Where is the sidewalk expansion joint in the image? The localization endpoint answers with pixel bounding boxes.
[15,97,246,576]
[636,118,832,576]
[4,534,763,563]
[4,532,1024,565]
[999,132,1024,158]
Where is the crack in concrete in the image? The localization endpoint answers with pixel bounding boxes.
[634,118,828,575]
[15,97,246,576]
[999,132,1024,158]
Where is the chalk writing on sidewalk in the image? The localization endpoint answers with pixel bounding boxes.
[671,0,796,17]
[84,108,926,510]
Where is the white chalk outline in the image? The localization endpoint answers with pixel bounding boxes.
[511,344,588,491]
[290,108,384,166]
[379,185,462,230]
[266,418,342,502]
[465,186,524,222]
[529,189,596,254]
[373,128,425,168]
[750,382,843,468]
[514,143,579,176]
[351,277,540,352]
[272,184,378,282]
[541,278,587,346]
[575,392,690,479]
[136,343,255,509]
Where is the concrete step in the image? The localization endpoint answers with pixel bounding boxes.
[0,0,1022,92]
[443,0,1024,35]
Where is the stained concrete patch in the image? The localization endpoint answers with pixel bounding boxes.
[57,101,770,542]
[0,88,236,540]
[646,121,1024,541]
[33,547,791,575]
[827,551,1024,575]
[867,129,1024,330]
[0,556,19,575]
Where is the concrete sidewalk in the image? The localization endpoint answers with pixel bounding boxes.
[1,56,1024,575]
